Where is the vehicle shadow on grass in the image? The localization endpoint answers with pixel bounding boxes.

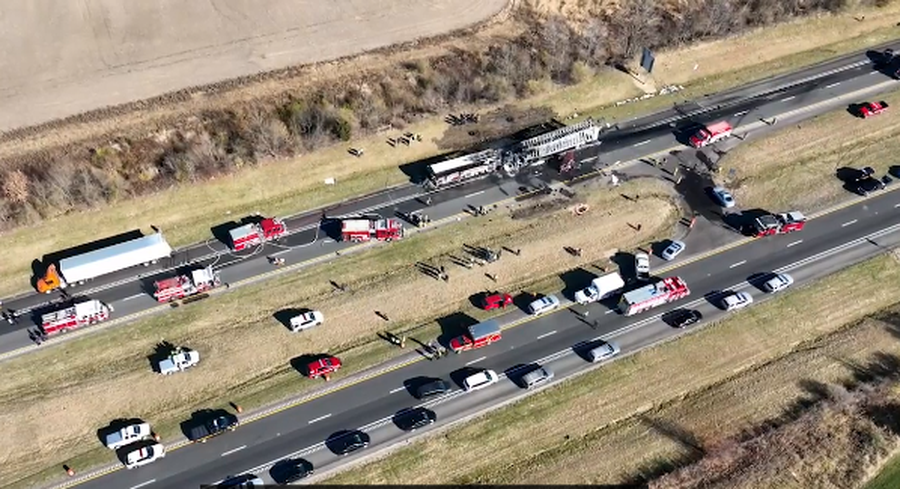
[289,353,334,377]
[147,340,178,374]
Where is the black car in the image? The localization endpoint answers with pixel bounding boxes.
[394,407,437,432]
[331,430,370,455]
[854,176,885,196]
[415,378,451,399]
[270,458,314,484]
[666,309,702,329]
[187,412,239,442]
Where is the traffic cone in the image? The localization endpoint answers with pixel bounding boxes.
[235,404,243,414]
[324,373,330,382]
[152,432,160,442]
[64,465,75,477]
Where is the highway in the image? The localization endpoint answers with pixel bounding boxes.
[2,41,899,362]
[67,174,900,489]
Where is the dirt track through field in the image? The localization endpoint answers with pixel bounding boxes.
[0,0,507,132]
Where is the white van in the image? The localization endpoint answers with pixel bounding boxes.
[528,295,560,315]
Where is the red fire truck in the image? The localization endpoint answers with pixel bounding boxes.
[228,217,287,251]
[618,277,690,316]
[153,267,221,303]
[689,121,733,148]
[40,299,113,336]
[340,218,404,242]
[751,211,806,237]
[450,319,502,353]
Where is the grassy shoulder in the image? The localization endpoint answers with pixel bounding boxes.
[721,85,900,212]
[325,253,900,484]
[867,452,900,489]
[1,4,899,297]
[0,178,680,489]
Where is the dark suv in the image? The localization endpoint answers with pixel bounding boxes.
[665,309,702,329]
[852,167,885,196]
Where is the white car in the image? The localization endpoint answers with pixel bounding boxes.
[528,295,560,315]
[711,187,736,208]
[124,443,165,469]
[661,240,686,261]
[634,252,650,279]
[763,273,794,293]
[722,291,753,311]
[463,369,499,392]
[289,310,324,332]
[219,474,265,487]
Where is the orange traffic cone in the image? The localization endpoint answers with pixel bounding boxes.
[152,432,160,442]
[235,404,243,414]
[323,373,330,382]
[64,465,75,477]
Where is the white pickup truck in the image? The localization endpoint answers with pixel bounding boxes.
[124,443,165,469]
[105,422,152,450]
[157,348,200,375]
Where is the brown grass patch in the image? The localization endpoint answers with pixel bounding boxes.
[0,177,678,487]
[325,253,900,484]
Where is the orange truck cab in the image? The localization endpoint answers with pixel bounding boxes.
[36,264,63,294]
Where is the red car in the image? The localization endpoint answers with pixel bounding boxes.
[480,292,513,311]
[306,356,341,379]
[855,101,888,119]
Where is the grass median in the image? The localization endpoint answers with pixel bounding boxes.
[0,177,680,489]
[324,252,900,485]
[1,4,899,297]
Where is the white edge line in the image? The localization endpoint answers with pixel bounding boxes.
[220,445,246,457]
[464,356,487,366]
[129,480,156,489]
[308,413,332,424]
[220,221,900,483]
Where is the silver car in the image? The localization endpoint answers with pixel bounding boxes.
[710,186,736,208]
[634,252,651,279]
[722,291,753,311]
[586,342,620,363]
[763,273,794,293]
[661,240,686,261]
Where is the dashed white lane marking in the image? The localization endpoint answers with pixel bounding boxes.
[465,190,485,198]
[869,71,881,75]
[605,310,615,315]
[130,480,156,489]
[787,240,803,248]
[583,156,598,162]
[634,140,651,147]
[842,219,858,227]
[734,111,748,117]
[389,387,405,394]
[308,414,332,424]
[825,82,841,88]
[221,445,246,457]
[465,356,487,366]
[729,260,747,269]
[781,96,795,102]
[122,294,143,301]
[894,203,900,208]
[536,330,558,340]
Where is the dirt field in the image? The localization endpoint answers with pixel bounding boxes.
[0,177,679,488]
[0,5,896,298]
[721,87,900,211]
[326,253,900,485]
[0,0,507,132]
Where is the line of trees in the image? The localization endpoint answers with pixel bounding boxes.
[0,0,885,232]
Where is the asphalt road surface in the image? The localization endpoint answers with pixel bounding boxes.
[1,41,898,361]
[66,177,900,489]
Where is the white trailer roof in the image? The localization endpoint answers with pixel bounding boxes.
[59,233,173,284]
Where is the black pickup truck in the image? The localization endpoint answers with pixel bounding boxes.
[187,412,239,443]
